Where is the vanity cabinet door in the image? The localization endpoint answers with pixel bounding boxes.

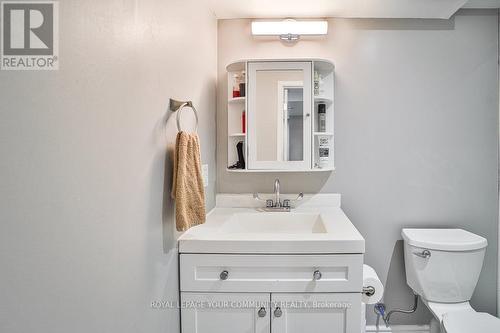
[181,292,270,333]
[270,293,361,333]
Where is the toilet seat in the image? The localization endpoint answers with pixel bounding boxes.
[442,310,500,333]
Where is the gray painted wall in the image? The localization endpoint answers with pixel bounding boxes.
[217,11,499,324]
[0,0,216,332]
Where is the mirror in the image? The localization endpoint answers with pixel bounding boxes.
[255,70,303,162]
[248,62,312,170]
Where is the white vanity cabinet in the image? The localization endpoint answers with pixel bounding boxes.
[179,254,363,333]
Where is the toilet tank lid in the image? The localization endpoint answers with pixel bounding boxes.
[401,228,487,251]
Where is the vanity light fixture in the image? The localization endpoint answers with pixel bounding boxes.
[251,19,328,42]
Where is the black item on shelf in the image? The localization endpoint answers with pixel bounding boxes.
[239,83,246,97]
[228,141,245,169]
[318,103,326,132]
[318,103,326,113]
[237,141,245,168]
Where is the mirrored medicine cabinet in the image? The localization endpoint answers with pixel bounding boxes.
[226,59,334,172]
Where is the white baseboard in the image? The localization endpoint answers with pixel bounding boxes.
[366,325,430,333]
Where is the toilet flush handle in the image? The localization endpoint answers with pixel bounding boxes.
[413,249,431,259]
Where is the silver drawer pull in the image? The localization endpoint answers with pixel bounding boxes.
[219,270,229,280]
[258,307,267,318]
[313,270,322,280]
[274,307,282,318]
[413,250,431,259]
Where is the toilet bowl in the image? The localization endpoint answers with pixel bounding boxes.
[422,300,500,333]
[441,309,500,333]
[401,228,500,333]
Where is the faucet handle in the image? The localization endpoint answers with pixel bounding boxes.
[253,193,266,202]
[293,193,304,202]
[283,193,303,208]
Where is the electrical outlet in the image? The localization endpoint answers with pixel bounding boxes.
[202,164,208,188]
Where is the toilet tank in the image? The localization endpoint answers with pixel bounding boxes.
[402,229,487,303]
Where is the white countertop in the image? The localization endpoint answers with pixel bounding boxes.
[178,194,365,254]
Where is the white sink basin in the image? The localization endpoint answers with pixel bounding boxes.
[178,194,365,254]
[220,212,327,234]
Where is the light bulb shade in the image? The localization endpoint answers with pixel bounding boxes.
[251,20,328,36]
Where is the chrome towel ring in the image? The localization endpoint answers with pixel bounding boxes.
[169,98,199,133]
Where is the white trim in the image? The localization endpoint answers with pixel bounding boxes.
[366,325,430,333]
[277,80,304,162]
[226,58,335,72]
[226,167,335,173]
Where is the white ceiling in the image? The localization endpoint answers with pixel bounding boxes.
[208,0,500,19]
[463,0,500,7]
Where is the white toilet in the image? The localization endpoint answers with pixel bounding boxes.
[402,228,500,333]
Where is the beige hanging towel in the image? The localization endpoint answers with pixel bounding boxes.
[171,131,206,231]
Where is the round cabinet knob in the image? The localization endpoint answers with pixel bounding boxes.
[313,270,322,281]
[258,307,267,318]
[219,270,229,280]
[274,307,283,318]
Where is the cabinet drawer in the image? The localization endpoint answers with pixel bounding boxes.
[180,254,362,293]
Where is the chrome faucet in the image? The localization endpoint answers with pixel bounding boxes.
[274,179,281,207]
[253,178,303,212]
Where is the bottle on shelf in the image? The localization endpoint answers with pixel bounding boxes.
[314,71,320,96]
[239,71,246,97]
[232,73,241,98]
[318,103,326,132]
[318,136,330,169]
